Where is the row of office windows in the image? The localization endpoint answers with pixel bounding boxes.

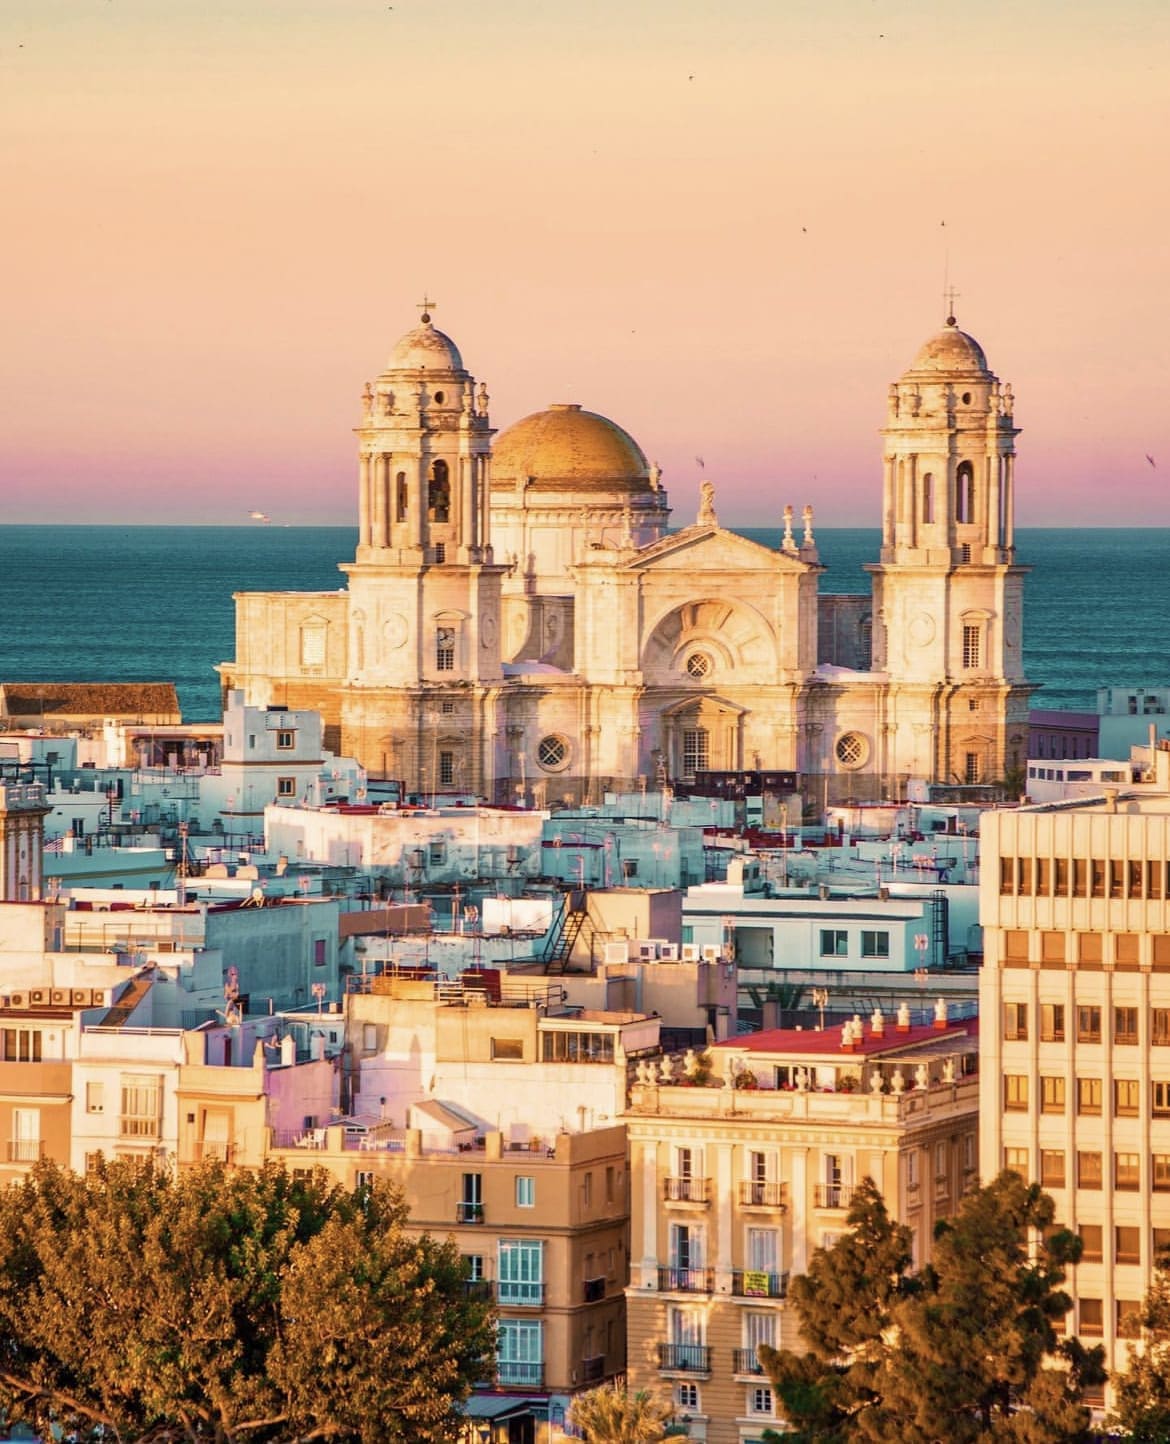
[1001,929,1170,968]
[1004,1074,1170,1116]
[1005,1147,1170,1191]
[1003,1001,1170,1043]
[1000,855,1170,900]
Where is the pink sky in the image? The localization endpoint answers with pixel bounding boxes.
[3,0,1168,528]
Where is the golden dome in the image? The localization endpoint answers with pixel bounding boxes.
[907,318,989,374]
[388,316,464,373]
[492,403,651,491]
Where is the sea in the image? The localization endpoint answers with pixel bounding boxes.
[0,525,1166,723]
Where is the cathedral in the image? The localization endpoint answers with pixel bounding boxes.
[220,307,1032,810]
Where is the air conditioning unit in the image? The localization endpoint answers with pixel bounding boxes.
[29,989,48,1006]
[604,941,630,964]
[70,989,90,1006]
[659,943,679,961]
[681,944,701,962]
[7,993,27,1009]
[638,943,658,961]
[701,944,722,962]
[50,989,68,1006]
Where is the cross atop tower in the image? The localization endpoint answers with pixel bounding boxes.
[943,285,960,325]
[417,295,437,324]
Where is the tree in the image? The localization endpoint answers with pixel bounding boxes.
[760,1172,1104,1444]
[0,1157,493,1444]
[1112,1242,1170,1442]
[758,1178,916,1443]
[568,1382,674,1442]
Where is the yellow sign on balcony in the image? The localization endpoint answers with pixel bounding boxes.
[742,1269,770,1296]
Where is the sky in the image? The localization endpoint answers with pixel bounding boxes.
[2,0,1168,528]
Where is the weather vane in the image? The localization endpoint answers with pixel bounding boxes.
[417,295,436,323]
[944,285,960,324]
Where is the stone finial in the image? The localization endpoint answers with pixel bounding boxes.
[476,381,490,417]
[1001,382,1014,418]
[933,997,948,1029]
[888,382,900,417]
[914,1063,929,1091]
[896,1001,911,1032]
[649,461,663,491]
[869,1069,884,1094]
[782,504,797,554]
[658,1054,674,1081]
[794,1066,809,1093]
[697,479,718,527]
[635,1058,651,1084]
[362,381,374,418]
[890,1067,906,1095]
[683,1048,700,1077]
[841,1021,854,1052]
[942,1057,956,1083]
[802,505,815,548]
[871,1007,885,1036]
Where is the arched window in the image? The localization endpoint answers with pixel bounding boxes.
[922,472,934,524]
[955,462,975,524]
[395,472,407,523]
[428,460,450,523]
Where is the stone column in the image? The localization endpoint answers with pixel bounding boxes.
[1003,455,1016,551]
[358,454,371,548]
[987,454,1002,553]
[371,455,388,549]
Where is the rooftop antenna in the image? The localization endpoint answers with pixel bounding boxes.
[417,295,436,324]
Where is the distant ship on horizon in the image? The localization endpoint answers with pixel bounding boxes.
[247,510,271,524]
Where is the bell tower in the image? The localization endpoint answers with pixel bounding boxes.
[867,310,1032,788]
[339,305,507,792]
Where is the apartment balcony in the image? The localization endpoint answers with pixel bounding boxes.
[738,1180,788,1211]
[196,1139,235,1163]
[119,1117,161,1141]
[581,1355,606,1385]
[456,1201,485,1224]
[731,1269,789,1300]
[663,1176,710,1205]
[814,1183,855,1210]
[656,1343,711,1375]
[497,1281,545,1307]
[583,1276,607,1303]
[497,1360,543,1389]
[6,1140,44,1163]
[733,1347,767,1376]
[657,1265,714,1294]
[463,1279,493,1303]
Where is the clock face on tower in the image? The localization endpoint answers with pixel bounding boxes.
[908,613,936,647]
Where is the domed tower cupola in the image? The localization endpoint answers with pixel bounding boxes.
[879,306,1019,568]
[353,301,494,566]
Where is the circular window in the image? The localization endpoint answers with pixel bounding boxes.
[537,735,569,771]
[433,390,445,404]
[961,391,972,405]
[685,652,711,679]
[835,732,868,769]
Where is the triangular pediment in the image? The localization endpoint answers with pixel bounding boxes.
[626,524,818,574]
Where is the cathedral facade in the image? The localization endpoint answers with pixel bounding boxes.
[220,308,1031,810]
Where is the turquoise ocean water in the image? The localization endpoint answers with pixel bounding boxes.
[0,526,1165,721]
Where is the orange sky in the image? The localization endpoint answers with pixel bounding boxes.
[2,0,1168,526]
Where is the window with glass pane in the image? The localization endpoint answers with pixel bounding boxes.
[498,1240,544,1304]
[1077,1151,1103,1189]
[682,729,709,777]
[1004,1002,1027,1041]
[497,1320,542,1384]
[1115,1007,1139,1044]
[1114,1079,1140,1116]
[1077,1077,1102,1115]
[120,1074,161,1138]
[1040,1004,1065,1042]
[1039,1151,1065,1188]
[1004,1075,1029,1111]
[1115,1153,1141,1191]
[1076,1007,1101,1042]
[1040,1076,1065,1113]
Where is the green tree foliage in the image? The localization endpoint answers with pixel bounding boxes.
[760,1172,1104,1444]
[567,1382,674,1442]
[0,1157,494,1444]
[1112,1241,1170,1442]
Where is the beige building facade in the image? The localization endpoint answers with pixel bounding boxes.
[981,795,1170,1403]
[623,1020,980,1443]
[220,307,1031,808]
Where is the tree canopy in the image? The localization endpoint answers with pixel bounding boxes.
[1112,1240,1170,1442]
[760,1172,1104,1444]
[0,1157,494,1444]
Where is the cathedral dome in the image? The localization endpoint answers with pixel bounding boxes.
[492,403,651,491]
[907,318,988,374]
[388,315,464,373]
